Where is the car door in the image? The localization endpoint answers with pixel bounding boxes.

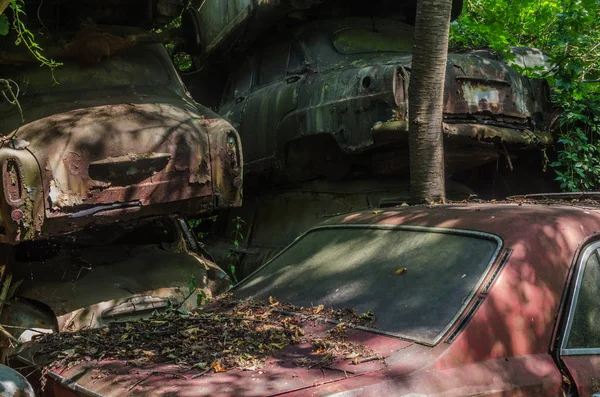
[559,240,600,396]
[239,39,302,171]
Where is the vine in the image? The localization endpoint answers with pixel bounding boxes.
[451,0,600,192]
[8,0,61,79]
[225,216,246,284]
[0,79,23,123]
[1,0,61,77]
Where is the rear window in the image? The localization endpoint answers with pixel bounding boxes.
[235,225,500,345]
[0,44,171,97]
[333,27,413,54]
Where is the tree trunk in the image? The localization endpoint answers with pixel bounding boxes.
[408,0,453,203]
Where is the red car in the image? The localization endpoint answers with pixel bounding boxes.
[13,200,600,396]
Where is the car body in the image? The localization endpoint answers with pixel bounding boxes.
[0,41,243,244]
[0,215,231,344]
[209,18,552,179]
[182,0,464,62]
[15,200,600,396]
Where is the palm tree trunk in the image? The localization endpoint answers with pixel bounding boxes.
[408,0,453,203]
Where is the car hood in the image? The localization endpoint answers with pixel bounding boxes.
[19,321,421,397]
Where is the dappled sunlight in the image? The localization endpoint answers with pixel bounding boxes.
[236,224,498,345]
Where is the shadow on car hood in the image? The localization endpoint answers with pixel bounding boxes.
[19,321,417,397]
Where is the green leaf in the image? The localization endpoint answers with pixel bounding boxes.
[0,15,9,36]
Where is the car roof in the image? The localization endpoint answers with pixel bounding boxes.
[320,202,600,241]
[313,202,600,359]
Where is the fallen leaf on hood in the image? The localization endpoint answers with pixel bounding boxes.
[211,361,227,373]
[395,268,407,275]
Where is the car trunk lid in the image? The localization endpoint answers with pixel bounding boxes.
[17,102,214,225]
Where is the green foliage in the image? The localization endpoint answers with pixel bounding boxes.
[8,0,61,75]
[226,216,246,284]
[0,14,9,36]
[451,0,600,191]
[188,273,210,307]
[155,11,193,71]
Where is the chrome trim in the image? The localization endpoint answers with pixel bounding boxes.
[560,242,600,356]
[445,297,485,344]
[46,370,105,397]
[482,249,512,294]
[234,223,503,346]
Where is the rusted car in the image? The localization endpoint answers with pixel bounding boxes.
[206,18,552,179]
[13,199,600,396]
[0,215,230,345]
[182,0,464,62]
[0,40,243,244]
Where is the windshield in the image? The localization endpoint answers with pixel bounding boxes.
[235,225,500,345]
[333,27,413,54]
[0,43,173,97]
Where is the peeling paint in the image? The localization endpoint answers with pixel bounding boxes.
[462,82,501,111]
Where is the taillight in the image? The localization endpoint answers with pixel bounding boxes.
[226,131,242,188]
[3,158,24,206]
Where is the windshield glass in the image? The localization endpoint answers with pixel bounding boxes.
[0,43,172,97]
[333,27,413,54]
[235,225,499,345]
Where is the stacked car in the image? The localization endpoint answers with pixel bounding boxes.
[177,0,555,278]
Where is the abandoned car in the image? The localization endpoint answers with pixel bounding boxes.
[210,17,552,180]
[13,201,600,396]
[0,39,243,244]
[182,0,464,63]
[0,215,230,347]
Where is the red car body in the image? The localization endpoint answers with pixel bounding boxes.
[17,203,600,396]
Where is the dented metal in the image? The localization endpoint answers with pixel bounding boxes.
[0,43,243,243]
[0,216,231,335]
[204,18,552,180]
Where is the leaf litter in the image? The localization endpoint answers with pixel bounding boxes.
[29,294,377,376]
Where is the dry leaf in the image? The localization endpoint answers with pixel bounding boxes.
[211,361,227,373]
[395,268,407,275]
[313,304,324,314]
[268,296,279,306]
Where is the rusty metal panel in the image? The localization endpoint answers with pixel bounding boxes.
[444,54,534,124]
[0,43,242,242]
[211,18,552,183]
